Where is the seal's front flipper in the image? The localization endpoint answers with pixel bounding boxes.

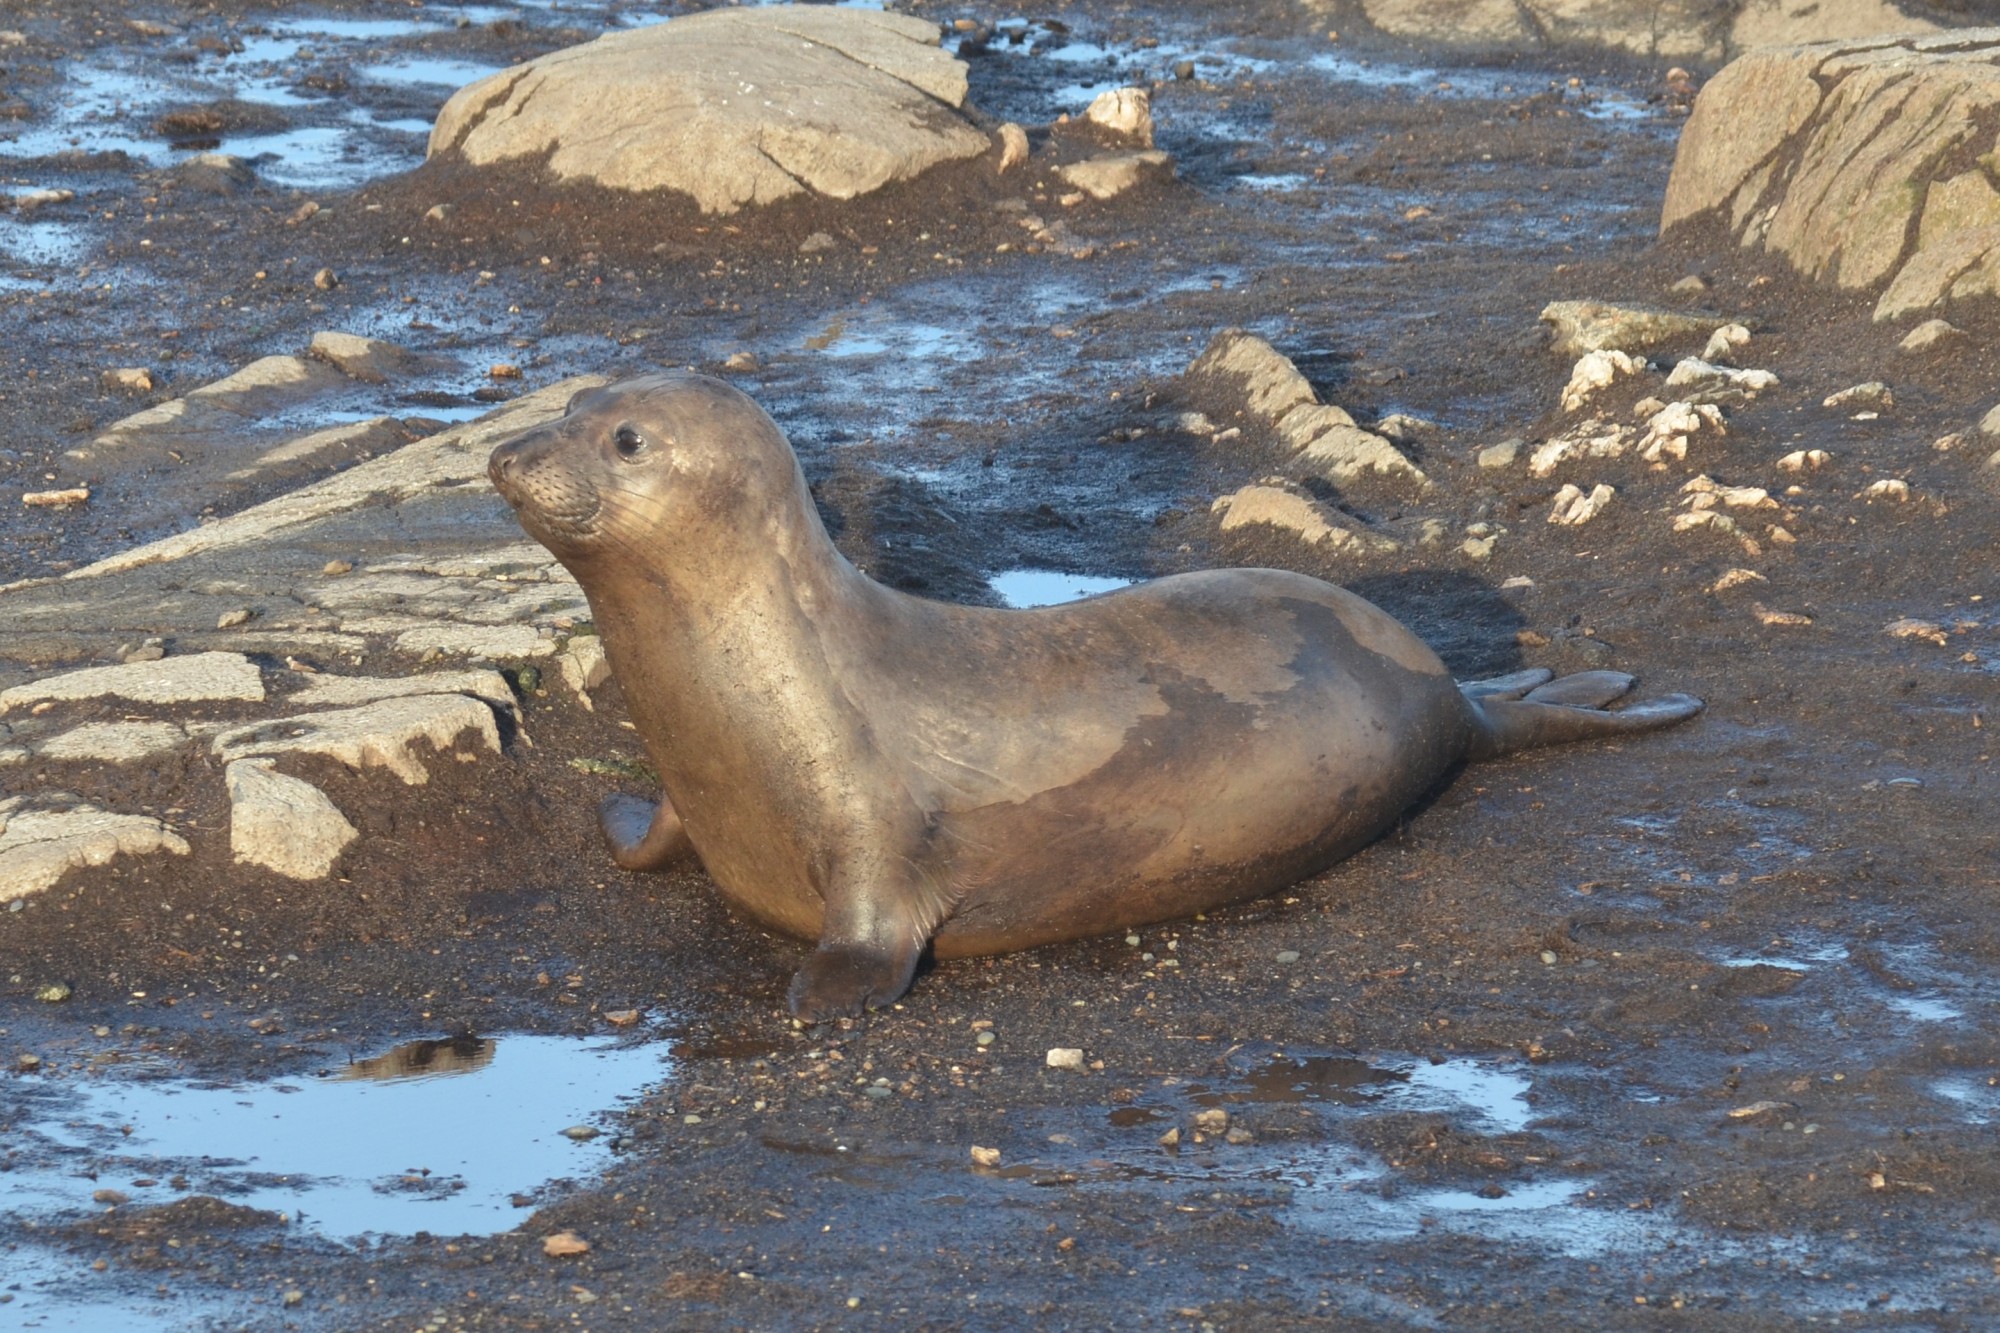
[599,792,695,872]
[786,867,932,1022]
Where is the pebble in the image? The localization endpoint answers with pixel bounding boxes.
[92,1189,128,1205]
[1125,933,1141,946]
[602,1008,641,1026]
[1823,382,1893,412]
[216,608,254,629]
[1275,950,1300,964]
[1539,949,1559,965]
[542,1231,590,1257]
[100,367,154,394]
[1046,1047,1085,1070]
[424,204,451,222]
[1476,438,1522,469]
[1157,1125,1181,1148]
[312,267,339,291]
[996,122,1029,173]
[283,1290,304,1307]
[322,559,353,575]
[722,351,758,372]
[1173,59,1196,80]
[969,1145,1001,1167]
[34,982,70,1002]
[1224,1126,1254,1145]
[975,1030,995,1046]
[15,1053,40,1070]
[489,363,523,380]
[1193,1107,1230,1134]
[1899,318,1959,353]
[560,1125,601,1140]
[22,488,89,507]
[119,640,166,664]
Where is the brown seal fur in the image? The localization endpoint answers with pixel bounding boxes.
[489,373,1702,1020]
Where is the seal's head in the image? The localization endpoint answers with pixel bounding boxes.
[488,372,813,573]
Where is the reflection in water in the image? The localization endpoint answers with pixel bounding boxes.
[334,1034,496,1082]
[3,1032,670,1240]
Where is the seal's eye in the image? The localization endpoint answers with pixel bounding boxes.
[613,425,650,460]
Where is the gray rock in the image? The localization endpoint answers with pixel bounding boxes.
[1211,486,1400,553]
[1898,318,1960,352]
[285,668,517,714]
[1540,299,1730,356]
[1054,150,1174,201]
[1663,33,2000,321]
[172,152,258,195]
[996,122,1030,173]
[1478,438,1524,469]
[393,624,556,660]
[0,796,191,902]
[29,721,189,764]
[429,6,988,214]
[1083,87,1153,146]
[212,694,504,784]
[1187,330,1426,489]
[308,331,414,384]
[0,652,264,713]
[1359,0,1934,60]
[1823,381,1894,411]
[558,636,611,705]
[1980,403,2000,436]
[224,759,357,880]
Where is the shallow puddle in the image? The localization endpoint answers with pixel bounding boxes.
[989,569,1132,607]
[2,1032,672,1240]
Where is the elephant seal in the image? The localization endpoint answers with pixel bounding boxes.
[489,373,1702,1021]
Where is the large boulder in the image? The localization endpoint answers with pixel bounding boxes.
[1661,31,2000,322]
[427,5,991,214]
[1351,0,1936,60]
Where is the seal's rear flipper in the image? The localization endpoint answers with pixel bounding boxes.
[600,792,696,872]
[1468,688,1703,762]
[1458,668,1554,701]
[1523,669,1635,708]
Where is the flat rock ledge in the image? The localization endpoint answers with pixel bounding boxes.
[1356,0,1937,62]
[1662,30,2000,322]
[428,5,990,214]
[1186,330,1428,491]
[0,796,190,903]
[0,652,264,713]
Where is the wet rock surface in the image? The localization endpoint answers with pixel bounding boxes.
[2,0,1999,1329]
[1357,0,1947,60]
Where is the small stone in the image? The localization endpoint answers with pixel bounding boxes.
[312,267,339,291]
[542,1231,590,1257]
[34,982,71,1002]
[1752,603,1813,627]
[1157,1125,1181,1148]
[1823,382,1893,412]
[424,204,451,222]
[1885,618,1949,646]
[603,1008,641,1027]
[322,559,353,576]
[865,1084,892,1099]
[1777,449,1830,472]
[1046,1047,1086,1070]
[1857,477,1909,502]
[489,363,523,380]
[798,231,836,254]
[1548,482,1615,526]
[16,1053,41,1071]
[1709,568,1766,593]
[22,487,89,507]
[1125,933,1142,946]
[92,1188,129,1205]
[1054,150,1174,202]
[1193,1107,1230,1135]
[1978,404,2000,436]
[969,1145,1002,1167]
[14,187,75,212]
[975,1030,995,1047]
[1700,323,1751,363]
[1084,87,1153,146]
[1224,1126,1254,1145]
[1669,274,1709,296]
[1477,438,1521,469]
[309,331,412,383]
[996,122,1029,173]
[282,1290,304,1307]
[1275,950,1300,964]
[285,201,320,226]
[561,1125,601,1140]
[120,640,166,664]
[1559,350,1647,412]
[216,608,254,630]
[1899,319,1959,353]
[100,368,154,394]
[1539,949,1559,965]
[722,351,758,372]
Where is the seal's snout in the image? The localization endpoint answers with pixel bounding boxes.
[487,437,524,502]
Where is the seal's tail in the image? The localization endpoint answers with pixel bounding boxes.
[1459,668,1703,762]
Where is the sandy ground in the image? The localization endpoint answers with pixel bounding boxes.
[2,0,1999,1328]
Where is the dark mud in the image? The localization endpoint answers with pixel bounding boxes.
[4,0,2000,1329]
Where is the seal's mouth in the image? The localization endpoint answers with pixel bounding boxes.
[488,435,603,545]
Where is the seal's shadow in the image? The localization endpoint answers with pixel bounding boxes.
[1343,569,1528,681]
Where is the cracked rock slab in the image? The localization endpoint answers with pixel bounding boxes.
[212,693,503,784]
[0,652,264,714]
[1211,486,1400,553]
[1540,300,1733,356]
[225,759,358,880]
[1663,31,2000,320]
[1054,150,1174,201]
[1187,331,1426,490]
[8,720,190,764]
[0,796,191,902]
[428,5,990,214]
[285,668,517,714]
